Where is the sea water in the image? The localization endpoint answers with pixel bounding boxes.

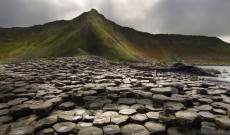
[200,66,230,82]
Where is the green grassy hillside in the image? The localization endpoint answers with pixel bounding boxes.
[0,9,230,63]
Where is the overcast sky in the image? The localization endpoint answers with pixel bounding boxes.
[0,0,230,43]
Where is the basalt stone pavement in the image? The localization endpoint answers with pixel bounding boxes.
[0,56,230,135]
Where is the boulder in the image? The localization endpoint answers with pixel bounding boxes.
[215,116,230,130]
[53,122,76,134]
[10,104,31,119]
[59,101,75,111]
[111,115,129,125]
[58,111,82,122]
[163,102,186,114]
[9,126,34,135]
[103,124,120,135]
[175,111,202,129]
[169,63,218,77]
[167,127,198,135]
[93,116,110,126]
[0,115,13,124]
[75,122,93,132]
[119,109,137,115]
[130,113,148,123]
[0,109,9,116]
[118,98,136,105]
[159,112,177,127]
[121,124,150,135]
[151,87,177,97]
[152,94,171,105]
[41,128,55,135]
[78,126,103,135]
[30,101,53,117]
[146,112,159,121]
[144,122,166,135]
[194,105,213,111]
[198,111,216,122]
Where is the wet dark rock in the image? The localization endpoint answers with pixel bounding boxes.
[58,111,82,122]
[82,112,95,122]
[202,121,217,130]
[93,116,110,126]
[119,109,137,115]
[102,111,119,118]
[111,115,129,125]
[211,102,230,110]
[7,98,28,106]
[0,103,9,110]
[152,94,171,105]
[103,104,119,111]
[0,124,11,135]
[195,88,208,95]
[103,124,121,135]
[32,116,57,132]
[167,127,198,135]
[87,102,104,110]
[200,127,230,135]
[0,109,9,116]
[151,87,177,97]
[201,83,216,88]
[136,99,152,105]
[47,97,63,107]
[194,105,213,111]
[212,108,226,115]
[41,128,55,135]
[10,104,31,119]
[78,126,103,135]
[0,115,13,124]
[164,102,186,114]
[75,122,93,132]
[121,124,150,135]
[169,63,218,77]
[175,111,202,129]
[59,102,75,111]
[135,91,153,99]
[130,113,148,123]
[198,98,213,104]
[159,112,177,127]
[53,122,76,134]
[9,126,34,135]
[146,111,159,121]
[198,111,216,122]
[118,98,136,105]
[215,116,230,130]
[144,122,166,135]
[30,101,53,117]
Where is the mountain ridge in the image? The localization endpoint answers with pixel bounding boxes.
[0,9,230,63]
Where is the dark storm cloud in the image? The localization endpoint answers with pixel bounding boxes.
[148,0,230,36]
[0,0,80,27]
[0,0,230,42]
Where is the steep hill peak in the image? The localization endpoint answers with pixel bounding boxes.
[73,8,106,24]
[89,8,99,14]
[79,9,102,18]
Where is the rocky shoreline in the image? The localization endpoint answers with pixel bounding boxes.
[0,55,230,135]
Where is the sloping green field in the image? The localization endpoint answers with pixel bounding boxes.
[0,9,230,63]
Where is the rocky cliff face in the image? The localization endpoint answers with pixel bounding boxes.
[0,9,230,63]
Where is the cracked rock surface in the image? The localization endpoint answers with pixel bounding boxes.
[0,56,230,134]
